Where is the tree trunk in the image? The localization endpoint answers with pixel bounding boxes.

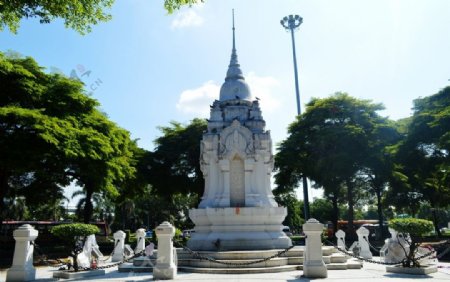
[0,169,9,226]
[331,192,339,239]
[376,188,385,239]
[346,179,355,234]
[431,207,442,237]
[83,186,94,224]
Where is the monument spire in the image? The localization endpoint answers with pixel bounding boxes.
[219,9,251,101]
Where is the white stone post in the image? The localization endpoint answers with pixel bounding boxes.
[6,224,38,282]
[303,218,327,278]
[154,221,177,280]
[335,229,346,250]
[356,226,372,259]
[135,228,146,254]
[112,230,126,262]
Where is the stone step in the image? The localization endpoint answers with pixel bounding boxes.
[178,265,300,274]
[177,246,337,260]
[118,262,153,273]
[132,256,156,267]
[178,257,289,268]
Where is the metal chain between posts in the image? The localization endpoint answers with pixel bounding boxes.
[75,249,146,271]
[32,242,67,268]
[181,245,295,266]
[363,237,383,253]
[324,239,447,266]
[33,238,147,272]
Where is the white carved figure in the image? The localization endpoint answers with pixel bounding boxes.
[135,228,146,254]
[187,14,291,251]
[381,228,437,266]
[380,228,406,263]
[77,234,100,268]
[112,230,126,262]
[335,229,347,251]
[356,226,372,259]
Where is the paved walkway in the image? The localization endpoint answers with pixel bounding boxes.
[1,262,450,281]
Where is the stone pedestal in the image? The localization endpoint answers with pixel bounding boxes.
[303,219,327,278]
[188,207,291,251]
[154,222,177,280]
[356,227,372,259]
[135,228,146,254]
[112,230,126,262]
[6,224,38,282]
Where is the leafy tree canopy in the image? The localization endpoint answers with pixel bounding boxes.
[0,0,114,34]
[147,118,206,199]
[1,0,205,34]
[0,52,136,223]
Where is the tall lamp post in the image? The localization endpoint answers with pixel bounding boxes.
[280,14,310,220]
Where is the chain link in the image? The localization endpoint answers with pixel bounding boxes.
[324,239,445,266]
[181,245,295,266]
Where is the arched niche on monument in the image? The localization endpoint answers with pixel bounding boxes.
[219,120,254,207]
[230,154,245,207]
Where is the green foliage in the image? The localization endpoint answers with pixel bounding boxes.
[389,218,434,237]
[275,93,390,235]
[275,193,303,231]
[390,87,450,235]
[0,0,114,34]
[0,52,137,223]
[388,218,434,267]
[164,0,204,14]
[147,119,207,199]
[51,223,100,241]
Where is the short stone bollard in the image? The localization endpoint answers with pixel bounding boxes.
[303,218,327,278]
[112,230,126,262]
[135,228,146,254]
[6,224,38,282]
[154,221,177,280]
[356,226,372,259]
[335,229,347,250]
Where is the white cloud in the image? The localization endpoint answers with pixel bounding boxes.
[171,8,204,29]
[176,80,219,117]
[246,72,281,113]
[176,73,281,117]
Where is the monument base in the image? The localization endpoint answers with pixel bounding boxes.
[187,207,292,251]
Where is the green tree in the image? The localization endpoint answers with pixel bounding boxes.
[0,0,114,34]
[310,198,333,224]
[0,52,136,224]
[275,93,388,235]
[164,0,204,14]
[1,0,204,34]
[51,223,100,271]
[147,119,207,200]
[393,87,450,236]
[358,120,401,238]
[389,218,434,267]
[274,192,303,232]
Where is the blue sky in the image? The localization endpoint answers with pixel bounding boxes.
[1,0,450,202]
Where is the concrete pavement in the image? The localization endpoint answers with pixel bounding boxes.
[1,261,450,281]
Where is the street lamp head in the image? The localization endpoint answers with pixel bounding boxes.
[280,14,303,31]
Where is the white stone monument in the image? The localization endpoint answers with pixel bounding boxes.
[112,230,126,262]
[303,219,327,278]
[187,17,291,251]
[356,226,372,259]
[154,221,177,280]
[135,228,146,254]
[6,224,38,282]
